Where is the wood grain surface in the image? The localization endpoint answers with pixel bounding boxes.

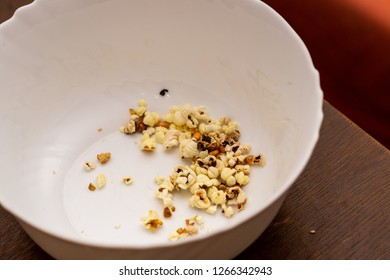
[1,0,389,260]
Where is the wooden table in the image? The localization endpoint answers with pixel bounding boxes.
[1,1,389,260]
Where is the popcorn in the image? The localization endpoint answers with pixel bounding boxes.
[235,171,249,186]
[122,176,133,185]
[155,127,168,144]
[207,166,219,179]
[117,99,266,220]
[179,138,198,159]
[154,176,165,185]
[189,189,211,209]
[169,215,204,241]
[235,164,251,175]
[221,167,236,182]
[208,187,226,205]
[140,134,156,151]
[97,152,111,164]
[143,111,160,127]
[84,161,96,171]
[222,204,235,218]
[173,110,188,126]
[196,174,213,187]
[141,210,163,231]
[88,183,96,191]
[138,99,147,107]
[97,173,106,188]
[206,205,218,214]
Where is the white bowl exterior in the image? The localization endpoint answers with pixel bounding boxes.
[0,0,323,258]
[18,194,286,259]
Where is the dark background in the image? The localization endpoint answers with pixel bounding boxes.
[1,0,389,148]
[261,0,390,148]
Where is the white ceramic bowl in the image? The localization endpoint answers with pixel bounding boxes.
[0,0,323,259]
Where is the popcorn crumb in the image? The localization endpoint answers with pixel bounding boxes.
[114,224,121,229]
[97,128,103,132]
[88,183,96,191]
[97,173,106,188]
[141,210,163,232]
[169,215,205,241]
[97,152,111,164]
[84,161,97,171]
[122,176,133,185]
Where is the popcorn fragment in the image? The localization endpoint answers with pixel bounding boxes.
[154,176,165,185]
[222,204,235,218]
[141,210,163,231]
[122,176,133,185]
[169,215,204,241]
[97,173,106,188]
[140,134,156,151]
[84,161,96,171]
[88,183,96,191]
[97,152,111,164]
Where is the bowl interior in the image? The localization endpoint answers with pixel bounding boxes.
[0,0,322,247]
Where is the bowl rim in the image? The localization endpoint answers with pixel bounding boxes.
[0,0,323,250]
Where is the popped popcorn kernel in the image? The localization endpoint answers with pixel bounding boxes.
[189,189,211,209]
[222,204,235,218]
[141,210,163,232]
[143,111,161,127]
[179,138,198,159]
[97,152,111,164]
[140,134,156,151]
